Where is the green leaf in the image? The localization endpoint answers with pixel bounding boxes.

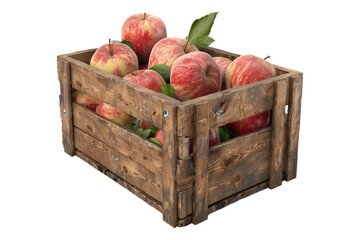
[195,36,215,50]
[111,40,134,51]
[136,128,152,139]
[219,127,230,142]
[150,64,171,83]
[129,118,140,132]
[161,84,176,98]
[149,126,159,135]
[187,12,218,47]
[149,137,162,146]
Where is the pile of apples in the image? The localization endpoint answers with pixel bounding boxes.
[73,12,277,147]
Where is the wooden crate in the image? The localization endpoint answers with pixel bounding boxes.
[57,47,303,227]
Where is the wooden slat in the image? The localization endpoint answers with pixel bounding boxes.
[65,49,96,64]
[208,127,271,204]
[57,57,74,156]
[192,102,210,224]
[161,103,178,227]
[65,56,179,128]
[74,127,163,202]
[75,150,163,212]
[285,74,303,181]
[177,74,294,136]
[269,79,288,189]
[72,103,162,176]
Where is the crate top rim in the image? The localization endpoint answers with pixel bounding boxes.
[58,47,302,108]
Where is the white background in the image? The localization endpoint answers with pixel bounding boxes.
[1,0,359,239]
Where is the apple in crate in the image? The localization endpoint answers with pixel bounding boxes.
[121,13,167,63]
[90,40,138,77]
[148,37,198,68]
[225,55,276,135]
[213,57,232,90]
[170,51,221,101]
[123,69,166,92]
[72,91,99,111]
[96,101,133,127]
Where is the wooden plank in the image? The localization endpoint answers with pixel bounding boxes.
[208,127,271,204]
[57,57,74,156]
[161,103,178,227]
[269,79,288,189]
[192,102,210,224]
[74,127,163,202]
[285,74,303,181]
[178,188,192,219]
[72,103,162,176]
[75,150,163,212]
[177,74,294,136]
[65,56,179,128]
[65,49,96,64]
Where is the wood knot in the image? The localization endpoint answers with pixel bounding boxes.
[157,184,162,188]
[224,158,234,167]
[86,125,93,132]
[232,174,241,183]
[122,166,128,173]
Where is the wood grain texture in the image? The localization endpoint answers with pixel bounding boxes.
[208,127,271,204]
[74,127,163,202]
[72,103,162,176]
[285,74,303,181]
[192,102,210,224]
[65,56,179,129]
[57,57,74,156]
[161,103,178,227]
[269,79,288,189]
[75,150,163,212]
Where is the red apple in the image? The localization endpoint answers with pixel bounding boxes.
[90,40,138,77]
[123,69,166,92]
[148,37,198,68]
[225,55,276,135]
[155,129,163,145]
[121,13,167,63]
[139,120,153,130]
[170,51,221,101]
[72,91,99,111]
[213,57,232,90]
[96,101,133,127]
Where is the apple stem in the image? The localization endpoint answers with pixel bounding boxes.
[184,40,189,53]
[143,13,146,20]
[108,38,113,56]
[264,56,270,60]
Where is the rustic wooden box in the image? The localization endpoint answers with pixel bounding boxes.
[57,47,303,227]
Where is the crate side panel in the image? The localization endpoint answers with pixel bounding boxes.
[74,127,163,202]
[73,103,162,176]
[208,127,271,205]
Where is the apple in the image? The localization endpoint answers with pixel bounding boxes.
[96,101,133,127]
[170,51,221,101]
[72,91,99,111]
[213,57,232,90]
[123,69,166,92]
[90,40,138,77]
[121,13,167,63]
[155,129,163,145]
[225,55,276,135]
[139,120,153,131]
[148,37,198,68]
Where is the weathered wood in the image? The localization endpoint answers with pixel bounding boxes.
[177,74,294,136]
[74,127,163,202]
[65,56,179,129]
[72,103,162,176]
[192,102,210,224]
[58,57,74,156]
[269,79,288,189]
[75,150,163,212]
[285,74,303,181]
[64,49,96,64]
[161,103,178,227]
[208,127,271,204]
[178,136,190,160]
[178,188,192,219]
[176,158,193,219]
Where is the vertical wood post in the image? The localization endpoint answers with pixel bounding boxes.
[285,75,303,181]
[58,58,74,156]
[192,102,210,224]
[269,79,288,189]
[162,103,177,227]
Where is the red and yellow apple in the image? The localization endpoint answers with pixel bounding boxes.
[148,37,198,68]
[121,13,167,63]
[90,41,138,77]
[96,101,133,127]
[72,91,99,111]
[123,69,166,92]
[225,55,276,135]
[170,51,221,101]
[213,57,232,90]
